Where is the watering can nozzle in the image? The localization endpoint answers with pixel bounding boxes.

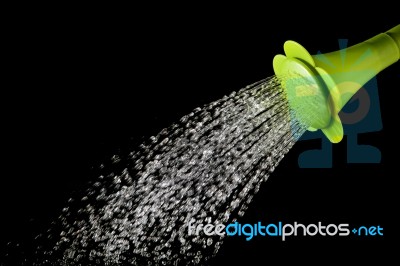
[273,25,399,143]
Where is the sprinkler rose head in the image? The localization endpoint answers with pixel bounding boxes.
[273,25,399,143]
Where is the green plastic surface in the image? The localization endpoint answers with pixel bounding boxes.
[273,25,399,143]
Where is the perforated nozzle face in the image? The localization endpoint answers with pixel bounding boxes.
[273,41,344,143]
[273,56,332,130]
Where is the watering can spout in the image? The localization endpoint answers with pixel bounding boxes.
[273,25,399,143]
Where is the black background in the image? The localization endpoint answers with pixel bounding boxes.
[1,6,398,265]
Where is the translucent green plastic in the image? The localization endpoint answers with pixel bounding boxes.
[273,25,399,143]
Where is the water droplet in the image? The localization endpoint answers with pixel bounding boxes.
[36,75,307,265]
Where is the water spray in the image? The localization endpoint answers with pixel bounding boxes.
[273,25,399,143]
[6,25,399,266]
